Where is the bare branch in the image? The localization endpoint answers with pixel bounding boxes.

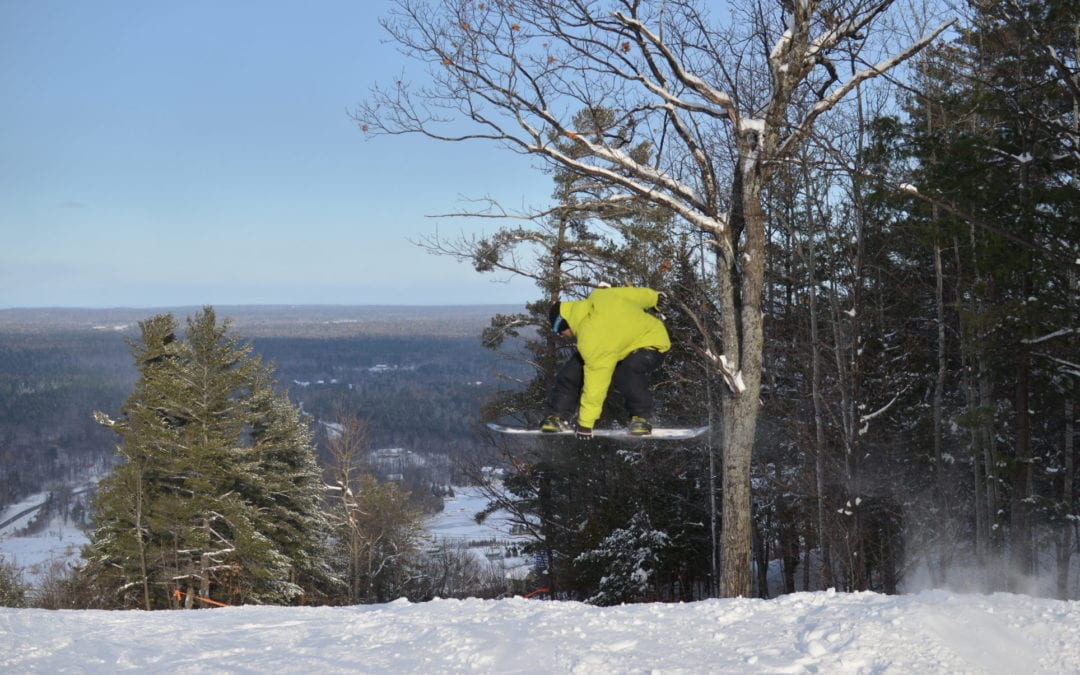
[776,18,956,162]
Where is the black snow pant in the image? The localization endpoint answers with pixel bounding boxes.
[548,348,665,423]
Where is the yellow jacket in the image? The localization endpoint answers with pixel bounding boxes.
[558,287,671,428]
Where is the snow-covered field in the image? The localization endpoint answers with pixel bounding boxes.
[0,488,91,588]
[425,484,535,580]
[2,589,1078,673]
[4,485,1080,673]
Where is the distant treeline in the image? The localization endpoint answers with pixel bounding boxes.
[256,334,527,472]
[0,306,530,513]
[0,305,520,338]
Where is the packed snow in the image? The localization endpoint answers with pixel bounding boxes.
[1,589,1078,673]
[3,486,1080,673]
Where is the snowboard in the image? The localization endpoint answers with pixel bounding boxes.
[487,422,710,440]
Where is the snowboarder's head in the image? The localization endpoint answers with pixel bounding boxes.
[548,302,567,334]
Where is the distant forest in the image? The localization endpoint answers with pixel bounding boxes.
[0,306,527,514]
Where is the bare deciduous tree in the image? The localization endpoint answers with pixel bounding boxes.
[355,0,952,596]
[327,415,423,603]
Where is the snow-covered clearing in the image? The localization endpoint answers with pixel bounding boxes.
[0,487,90,588]
[425,484,534,581]
[2,590,1078,673]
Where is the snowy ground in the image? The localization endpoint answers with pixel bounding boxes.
[0,488,90,588]
[2,589,1078,673]
[4,486,1080,673]
[425,485,535,581]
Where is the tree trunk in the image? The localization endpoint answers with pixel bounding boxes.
[962,358,987,564]
[1059,26,1080,600]
[1058,396,1075,599]
[720,392,758,597]
[716,164,765,598]
[706,390,720,598]
[954,238,990,567]
[931,241,950,585]
[981,363,1004,585]
[807,206,833,591]
[133,468,151,611]
[752,515,770,598]
[200,515,213,604]
[1010,345,1034,585]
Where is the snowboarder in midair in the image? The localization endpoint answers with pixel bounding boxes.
[542,286,670,438]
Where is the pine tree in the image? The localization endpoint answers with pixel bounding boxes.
[87,313,183,609]
[867,0,1080,592]
[85,307,331,608]
[237,364,337,603]
[576,511,669,606]
[0,555,26,608]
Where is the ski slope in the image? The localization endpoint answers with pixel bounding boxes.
[3,486,1079,673]
[2,589,1078,673]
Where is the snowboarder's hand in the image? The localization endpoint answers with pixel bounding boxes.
[655,291,669,320]
[575,424,593,441]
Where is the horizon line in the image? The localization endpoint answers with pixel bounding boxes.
[0,302,528,311]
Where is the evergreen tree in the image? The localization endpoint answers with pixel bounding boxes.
[576,511,669,606]
[84,307,332,608]
[866,0,1080,592]
[244,366,338,602]
[0,555,26,608]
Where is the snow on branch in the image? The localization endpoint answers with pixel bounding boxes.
[1032,352,1080,379]
[532,130,731,242]
[858,392,900,436]
[704,350,747,395]
[806,1,893,62]
[776,19,955,160]
[1021,328,1077,345]
[611,11,737,118]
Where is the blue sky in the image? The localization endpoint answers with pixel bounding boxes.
[0,1,545,308]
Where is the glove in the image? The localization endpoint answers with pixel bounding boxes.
[575,424,593,441]
[655,291,669,320]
